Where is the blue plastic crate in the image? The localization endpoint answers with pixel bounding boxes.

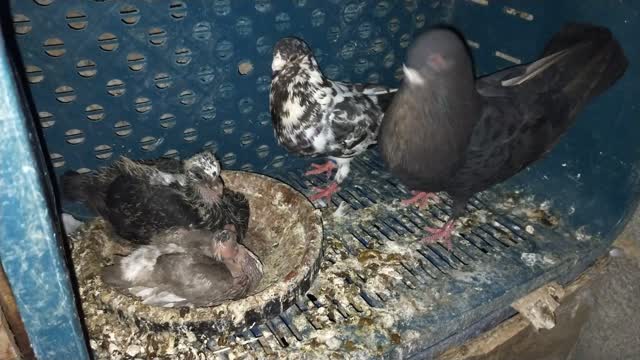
[2,0,638,358]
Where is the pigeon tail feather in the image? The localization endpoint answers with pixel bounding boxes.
[542,23,628,105]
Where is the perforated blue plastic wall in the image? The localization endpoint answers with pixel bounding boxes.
[10,0,448,178]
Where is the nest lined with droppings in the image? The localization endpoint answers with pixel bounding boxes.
[70,170,324,337]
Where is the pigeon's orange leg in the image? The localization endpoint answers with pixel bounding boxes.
[305,161,336,179]
[308,182,340,202]
[402,191,439,209]
[422,220,455,251]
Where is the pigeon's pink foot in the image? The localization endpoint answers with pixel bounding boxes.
[308,182,340,202]
[305,161,336,179]
[401,191,439,209]
[422,220,455,251]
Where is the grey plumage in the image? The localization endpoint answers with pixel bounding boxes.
[101,227,263,308]
[380,23,628,247]
[61,151,250,245]
[270,37,396,201]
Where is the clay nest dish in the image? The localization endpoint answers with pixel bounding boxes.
[70,170,324,336]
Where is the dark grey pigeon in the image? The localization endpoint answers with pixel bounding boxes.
[270,37,396,202]
[61,151,250,245]
[101,226,263,308]
[379,23,628,249]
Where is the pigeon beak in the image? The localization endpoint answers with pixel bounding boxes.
[207,177,224,198]
[272,53,286,73]
[211,235,239,262]
[402,64,425,86]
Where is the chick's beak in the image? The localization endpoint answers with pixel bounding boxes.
[207,177,224,198]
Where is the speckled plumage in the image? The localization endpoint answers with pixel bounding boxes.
[270,37,396,191]
[380,24,628,245]
[101,228,263,308]
[61,151,250,245]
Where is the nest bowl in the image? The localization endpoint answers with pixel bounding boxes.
[71,170,324,336]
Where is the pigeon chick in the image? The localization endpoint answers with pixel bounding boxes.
[379,24,628,249]
[101,226,263,307]
[61,151,250,245]
[270,37,396,202]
